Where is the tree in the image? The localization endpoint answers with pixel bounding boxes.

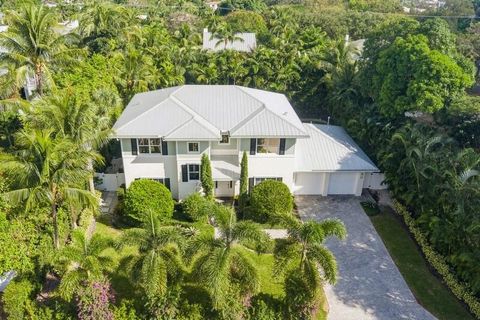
[239,151,248,213]
[274,219,346,318]
[0,4,82,95]
[123,179,174,223]
[200,153,214,200]
[182,192,213,222]
[213,23,244,50]
[189,205,269,313]
[0,129,97,249]
[76,279,115,320]
[57,230,115,301]
[225,10,268,34]
[118,210,187,299]
[419,18,457,55]
[373,35,474,117]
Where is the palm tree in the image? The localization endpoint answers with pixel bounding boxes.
[274,218,346,318]
[188,205,270,311]
[118,210,187,299]
[57,230,115,300]
[213,23,244,50]
[0,4,83,95]
[0,129,97,249]
[28,89,119,192]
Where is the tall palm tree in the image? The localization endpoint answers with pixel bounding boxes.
[57,230,115,300]
[0,129,97,249]
[189,205,270,311]
[274,218,346,318]
[118,210,187,299]
[213,23,244,50]
[0,4,82,95]
[28,89,119,192]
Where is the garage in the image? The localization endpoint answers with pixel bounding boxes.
[327,172,359,195]
[294,172,326,195]
[294,124,380,196]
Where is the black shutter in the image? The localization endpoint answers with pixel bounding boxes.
[277,177,283,182]
[279,138,286,155]
[250,139,256,155]
[162,140,168,155]
[130,139,138,155]
[248,178,254,193]
[164,178,171,190]
[181,165,188,182]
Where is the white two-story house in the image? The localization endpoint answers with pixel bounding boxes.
[112,85,380,199]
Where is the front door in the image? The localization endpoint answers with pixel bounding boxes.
[215,181,234,197]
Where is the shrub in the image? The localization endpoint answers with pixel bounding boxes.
[200,154,214,200]
[247,294,283,320]
[249,180,293,223]
[182,193,213,222]
[76,279,115,320]
[2,279,34,320]
[393,201,480,318]
[124,179,174,222]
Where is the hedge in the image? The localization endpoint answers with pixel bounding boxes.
[249,180,293,223]
[393,200,480,318]
[124,179,174,222]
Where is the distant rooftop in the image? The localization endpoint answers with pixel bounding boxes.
[202,28,256,52]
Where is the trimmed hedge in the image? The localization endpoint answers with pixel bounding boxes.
[393,200,480,318]
[181,192,213,222]
[124,179,174,222]
[250,180,293,223]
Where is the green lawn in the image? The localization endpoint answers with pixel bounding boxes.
[365,205,474,320]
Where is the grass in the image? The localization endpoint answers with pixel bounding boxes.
[365,204,474,320]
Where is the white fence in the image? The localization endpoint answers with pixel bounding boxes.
[94,173,125,191]
[363,172,387,190]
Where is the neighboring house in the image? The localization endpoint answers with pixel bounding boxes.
[112,85,380,199]
[202,28,256,52]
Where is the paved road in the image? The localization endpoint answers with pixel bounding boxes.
[295,196,436,320]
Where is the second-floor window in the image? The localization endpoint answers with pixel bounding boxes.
[220,134,230,144]
[138,138,161,154]
[256,138,280,154]
[188,142,199,153]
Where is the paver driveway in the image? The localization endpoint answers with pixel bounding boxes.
[295,196,436,320]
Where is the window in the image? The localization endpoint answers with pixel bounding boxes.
[254,177,282,185]
[256,138,280,154]
[135,177,170,190]
[188,142,199,153]
[188,164,200,180]
[138,138,161,154]
[220,134,230,144]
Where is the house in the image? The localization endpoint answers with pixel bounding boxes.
[202,28,256,52]
[112,85,380,199]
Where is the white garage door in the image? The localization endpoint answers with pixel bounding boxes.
[327,172,358,195]
[294,172,325,195]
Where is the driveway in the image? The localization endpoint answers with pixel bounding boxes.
[295,196,436,320]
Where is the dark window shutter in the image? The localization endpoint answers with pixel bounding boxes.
[130,139,138,155]
[164,178,171,190]
[248,178,254,193]
[181,165,188,182]
[162,140,168,155]
[250,139,256,155]
[279,138,286,155]
[277,177,283,182]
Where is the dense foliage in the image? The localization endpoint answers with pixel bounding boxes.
[0,0,479,318]
[123,179,175,222]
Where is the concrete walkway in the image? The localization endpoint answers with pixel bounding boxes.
[295,196,436,320]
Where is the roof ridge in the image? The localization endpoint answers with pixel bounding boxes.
[169,89,220,136]
[237,86,307,134]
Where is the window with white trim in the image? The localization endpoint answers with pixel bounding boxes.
[220,135,230,144]
[188,142,199,153]
[256,138,280,154]
[138,138,161,154]
[188,164,200,180]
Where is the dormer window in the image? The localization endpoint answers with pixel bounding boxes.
[220,134,230,144]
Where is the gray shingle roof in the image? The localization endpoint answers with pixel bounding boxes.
[202,29,256,52]
[113,85,308,140]
[295,124,379,172]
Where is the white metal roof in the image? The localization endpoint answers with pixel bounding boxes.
[211,155,240,181]
[202,29,256,52]
[295,124,379,172]
[113,85,308,140]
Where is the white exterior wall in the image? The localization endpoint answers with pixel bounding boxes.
[247,155,296,191]
[176,141,210,199]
